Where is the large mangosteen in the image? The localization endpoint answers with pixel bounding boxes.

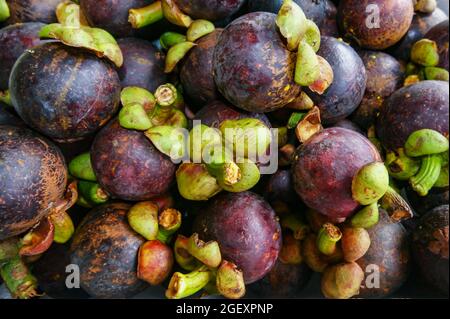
[5,0,61,24]
[91,119,176,201]
[412,205,449,296]
[0,22,45,91]
[9,42,121,143]
[70,203,147,298]
[213,12,301,113]
[292,127,381,219]
[376,80,449,152]
[0,125,67,240]
[174,0,246,21]
[193,191,282,284]
[117,38,167,92]
[305,37,367,125]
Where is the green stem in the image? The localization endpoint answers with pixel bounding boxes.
[155,84,178,107]
[316,223,342,256]
[0,238,20,264]
[157,208,182,244]
[0,90,12,106]
[187,234,222,268]
[0,258,38,299]
[129,1,163,29]
[160,32,187,50]
[204,146,241,186]
[0,0,10,22]
[386,149,421,180]
[409,154,442,196]
[166,266,212,299]
[78,180,109,205]
[69,152,97,182]
[287,112,306,129]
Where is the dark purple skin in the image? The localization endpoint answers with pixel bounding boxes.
[292,128,381,219]
[213,12,301,113]
[193,192,282,284]
[5,0,61,24]
[0,107,23,126]
[331,119,364,135]
[91,119,176,201]
[9,42,121,143]
[376,80,449,151]
[0,125,67,240]
[0,22,46,90]
[174,0,246,21]
[389,9,448,62]
[117,38,167,93]
[194,100,272,129]
[180,30,223,108]
[34,244,90,299]
[247,0,339,37]
[407,187,449,216]
[357,209,411,298]
[305,37,367,125]
[350,51,403,130]
[424,20,449,71]
[70,203,147,299]
[263,169,298,209]
[412,205,449,296]
[249,261,312,298]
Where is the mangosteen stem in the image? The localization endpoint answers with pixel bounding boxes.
[317,223,342,256]
[287,112,306,129]
[166,265,212,299]
[351,202,380,229]
[129,1,163,29]
[0,257,39,299]
[386,149,421,180]
[0,90,11,106]
[186,20,215,42]
[174,235,199,271]
[160,32,187,50]
[157,208,182,244]
[155,84,178,107]
[78,180,109,205]
[187,233,222,268]
[0,238,20,264]
[0,0,9,21]
[380,186,414,222]
[280,213,310,240]
[410,154,442,196]
[216,260,246,299]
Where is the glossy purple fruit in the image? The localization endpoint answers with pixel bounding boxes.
[5,0,61,24]
[424,20,449,71]
[174,0,246,21]
[193,192,282,284]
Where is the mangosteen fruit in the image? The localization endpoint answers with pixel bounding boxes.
[356,209,411,298]
[412,204,449,295]
[407,186,449,216]
[91,119,176,201]
[0,125,67,240]
[70,203,147,298]
[424,20,449,71]
[213,12,301,113]
[193,191,282,284]
[305,37,367,125]
[338,0,414,50]
[351,51,403,130]
[174,0,246,21]
[292,127,381,219]
[117,38,167,93]
[0,22,45,91]
[0,107,22,126]
[332,119,364,135]
[5,0,61,24]
[376,80,449,152]
[9,42,121,143]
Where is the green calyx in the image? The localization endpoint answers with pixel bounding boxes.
[164,41,196,73]
[0,90,11,106]
[352,162,390,205]
[0,238,20,264]
[69,152,97,182]
[119,103,152,131]
[218,159,261,193]
[127,202,159,241]
[316,223,342,256]
[145,126,187,161]
[410,154,442,196]
[276,0,308,51]
[287,112,306,129]
[56,1,88,27]
[176,163,222,201]
[295,40,320,86]
[351,202,380,229]
[121,87,156,113]
[160,32,187,50]
[280,213,310,240]
[0,258,39,299]
[50,210,75,244]
[39,23,123,67]
[405,129,449,157]
[174,235,199,271]
[386,149,421,180]
[216,261,246,300]
[380,186,413,222]
[187,19,215,42]
[187,233,222,268]
[411,39,440,67]
[129,1,164,29]
[423,67,449,81]
[162,0,193,28]
[0,0,10,22]
[204,146,241,187]
[166,265,212,299]
[188,124,223,163]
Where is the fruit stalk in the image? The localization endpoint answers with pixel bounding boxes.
[129,1,163,29]
[317,223,342,256]
[0,0,9,22]
[0,257,38,299]
[166,265,212,299]
[157,208,182,243]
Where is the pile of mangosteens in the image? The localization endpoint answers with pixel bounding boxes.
[0,0,448,300]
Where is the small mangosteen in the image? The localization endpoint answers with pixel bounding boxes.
[91,119,176,201]
[193,191,282,284]
[412,204,449,296]
[5,0,61,24]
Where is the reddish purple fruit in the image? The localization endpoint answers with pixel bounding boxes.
[213,12,300,113]
[424,20,449,71]
[0,125,67,240]
[5,0,61,24]
[292,128,381,219]
[0,22,46,90]
[376,80,449,151]
[91,119,176,201]
[412,205,449,295]
[174,0,246,21]
[117,38,167,92]
[193,192,282,284]
[70,203,147,298]
[10,42,121,143]
[180,29,223,108]
[306,37,367,125]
